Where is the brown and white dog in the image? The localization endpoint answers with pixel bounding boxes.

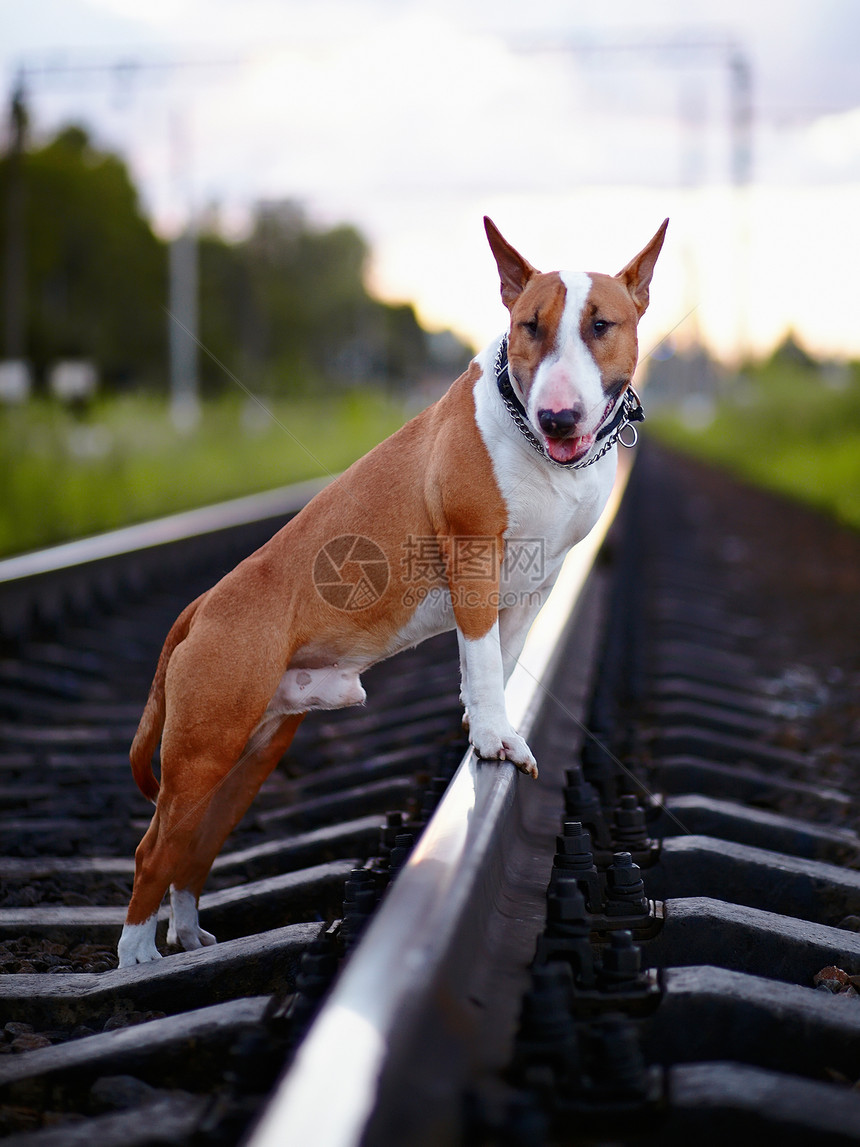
[117,216,667,966]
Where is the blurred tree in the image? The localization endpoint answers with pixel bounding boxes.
[767,331,819,372]
[0,125,167,389]
[1,125,472,396]
[199,202,462,395]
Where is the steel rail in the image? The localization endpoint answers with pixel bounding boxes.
[249,455,633,1147]
[0,476,332,583]
[0,475,331,637]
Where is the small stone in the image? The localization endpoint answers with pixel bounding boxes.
[816,979,845,993]
[90,1074,157,1111]
[826,1067,851,1084]
[102,1014,132,1032]
[4,1022,34,1038]
[11,1033,52,1052]
[102,1011,157,1032]
[71,944,108,960]
[814,966,851,987]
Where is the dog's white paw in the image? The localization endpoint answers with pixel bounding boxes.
[168,923,217,951]
[469,723,538,778]
[117,918,162,968]
[168,888,217,952]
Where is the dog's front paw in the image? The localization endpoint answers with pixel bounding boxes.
[469,722,538,778]
[117,919,162,968]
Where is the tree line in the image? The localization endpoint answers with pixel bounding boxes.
[0,124,471,395]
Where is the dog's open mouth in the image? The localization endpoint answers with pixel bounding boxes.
[543,433,595,465]
[541,390,621,464]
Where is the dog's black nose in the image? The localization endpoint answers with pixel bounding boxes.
[537,406,583,438]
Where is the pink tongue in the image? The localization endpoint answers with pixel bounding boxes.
[546,435,591,463]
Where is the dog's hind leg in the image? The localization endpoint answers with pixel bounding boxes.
[118,713,304,966]
[166,713,305,951]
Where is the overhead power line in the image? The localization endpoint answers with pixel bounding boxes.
[509,32,754,187]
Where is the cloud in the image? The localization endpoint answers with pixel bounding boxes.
[4,0,860,357]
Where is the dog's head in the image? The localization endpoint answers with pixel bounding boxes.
[485,216,667,465]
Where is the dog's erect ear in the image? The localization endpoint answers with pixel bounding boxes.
[616,219,669,318]
[484,217,539,312]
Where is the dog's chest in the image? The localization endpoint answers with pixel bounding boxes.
[502,450,614,564]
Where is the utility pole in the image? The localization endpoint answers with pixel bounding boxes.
[3,78,27,362]
[166,105,200,431]
[168,222,200,431]
[1,54,236,407]
[729,47,753,188]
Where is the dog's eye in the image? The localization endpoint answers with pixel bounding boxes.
[520,316,540,337]
[592,319,613,338]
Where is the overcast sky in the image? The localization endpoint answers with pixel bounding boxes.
[3,0,860,359]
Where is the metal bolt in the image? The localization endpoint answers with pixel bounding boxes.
[519,963,575,1038]
[599,930,642,989]
[286,935,340,1037]
[379,810,405,855]
[342,868,379,952]
[564,766,601,814]
[294,938,338,999]
[587,1013,648,1097]
[552,821,602,912]
[563,766,611,847]
[546,876,591,937]
[611,795,649,850]
[604,852,648,916]
[420,776,449,819]
[554,821,594,870]
[607,852,641,886]
[387,832,414,876]
[581,736,619,804]
[344,867,376,897]
[513,961,581,1084]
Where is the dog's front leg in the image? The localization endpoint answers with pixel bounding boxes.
[440,530,537,775]
[456,630,471,731]
[498,584,552,683]
[459,618,538,778]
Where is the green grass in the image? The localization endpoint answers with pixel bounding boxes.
[0,389,412,558]
[6,360,858,561]
[646,359,860,531]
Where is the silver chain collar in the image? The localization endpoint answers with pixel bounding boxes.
[493,335,644,470]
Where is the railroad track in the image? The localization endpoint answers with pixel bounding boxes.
[1,444,860,1146]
